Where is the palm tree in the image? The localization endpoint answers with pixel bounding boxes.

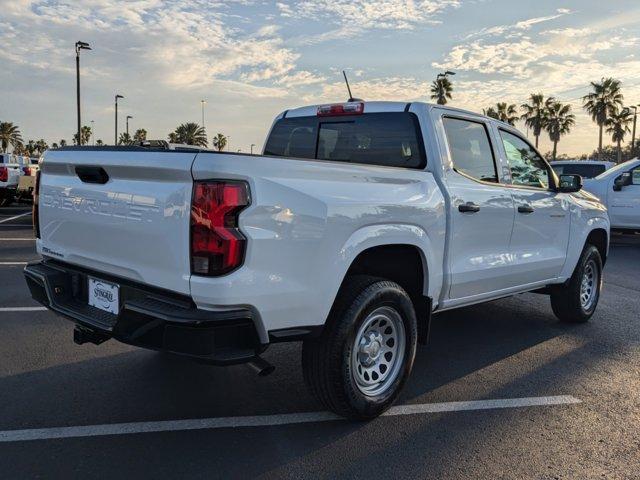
[543,101,575,161]
[73,126,92,146]
[133,128,147,142]
[605,108,633,163]
[0,122,23,153]
[430,77,453,105]
[582,77,624,155]
[118,132,133,145]
[51,142,59,149]
[35,139,48,156]
[96,139,104,146]
[483,103,519,125]
[25,140,37,157]
[170,123,207,147]
[212,133,228,151]
[521,93,546,148]
[59,139,67,147]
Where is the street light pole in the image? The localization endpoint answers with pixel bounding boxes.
[126,115,132,136]
[250,143,256,155]
[114,94,124,145]
[631,105,639,155]
[436,70,456,80]
[75,41,91,145]
[90,120,95,146]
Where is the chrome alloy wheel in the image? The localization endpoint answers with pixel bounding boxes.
[351,306,406,396]
[580,259,599,310]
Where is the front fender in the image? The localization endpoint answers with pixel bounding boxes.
[560,207,610,280]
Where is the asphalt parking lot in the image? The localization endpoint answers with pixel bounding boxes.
[0,205,638,479]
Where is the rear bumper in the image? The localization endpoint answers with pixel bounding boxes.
[24,260,265,365]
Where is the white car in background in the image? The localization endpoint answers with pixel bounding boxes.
[15,156,39,202]
[551,160,615,179]
[583,158,640,232]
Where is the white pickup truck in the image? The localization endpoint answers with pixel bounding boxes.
[25,101,609,419]
[0,153,23,206]
[582,158,640,232]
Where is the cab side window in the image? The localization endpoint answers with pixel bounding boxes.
[500,130,550,189]
[443,117,498,183]
[632,167,640,185]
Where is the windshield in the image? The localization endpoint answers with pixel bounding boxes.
[264,112,426,169]
[594,159,639,179]
[552,163,607,178]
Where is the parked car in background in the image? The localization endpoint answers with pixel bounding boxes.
[551,160,615,179]
[0,153,22,207]
[25,101,610,419]
[15,156,39,202]
[583,158,640,232]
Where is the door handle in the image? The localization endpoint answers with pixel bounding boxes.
[458,202,480,213]
[517,204,534,214]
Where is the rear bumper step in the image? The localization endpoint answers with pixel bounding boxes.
[24,260,265,365]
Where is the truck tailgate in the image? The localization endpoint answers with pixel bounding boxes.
[37,149,196,295]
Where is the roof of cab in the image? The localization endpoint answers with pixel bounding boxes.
[280,100,514,128]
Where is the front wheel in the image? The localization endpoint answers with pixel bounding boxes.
[550,244,603,323]
[302,276,417,419]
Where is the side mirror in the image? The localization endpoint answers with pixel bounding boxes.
[558,174,582,193]
[613,173,632,191]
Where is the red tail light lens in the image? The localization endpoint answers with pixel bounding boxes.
[0,167,7,182]
[22,167,31,176]
[190,181,250,276]
[33,170,41,238]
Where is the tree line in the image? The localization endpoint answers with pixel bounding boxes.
[2,77,635,160]
[0,121,230,156]
[430,76,636,163]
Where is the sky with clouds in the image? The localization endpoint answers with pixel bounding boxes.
[1,0,639,155]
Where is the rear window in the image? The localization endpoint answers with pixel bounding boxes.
[551,163,606,178]
[264,112,426,169]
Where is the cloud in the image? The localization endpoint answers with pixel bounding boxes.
[436,14,640,80]
[464,9,572,40]
[0,1,300,89]
[278,0,460,40]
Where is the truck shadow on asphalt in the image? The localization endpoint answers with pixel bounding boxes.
[1,293,620,479]
[1,294,578,428]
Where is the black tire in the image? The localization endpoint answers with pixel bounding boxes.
[550,244,603,323]
[302,275,418,420]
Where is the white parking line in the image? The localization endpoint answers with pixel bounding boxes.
[0,307,47,312]
[0,238,35,241]
[0,395,580,443]
[0,212,31,224]
[0,262,28,265]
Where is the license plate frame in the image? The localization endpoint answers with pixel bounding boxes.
[88,277,120,315]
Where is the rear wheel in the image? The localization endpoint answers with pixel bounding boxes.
[302,276,417,419]
[550,244,603,323]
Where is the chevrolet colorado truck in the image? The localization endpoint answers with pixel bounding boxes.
[25,101,610,419]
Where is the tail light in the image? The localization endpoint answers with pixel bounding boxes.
[0,167,7,182]
[317,102,364,117]
[190,181,250,276]
[33,170,41,238]
[22,166,32,176]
